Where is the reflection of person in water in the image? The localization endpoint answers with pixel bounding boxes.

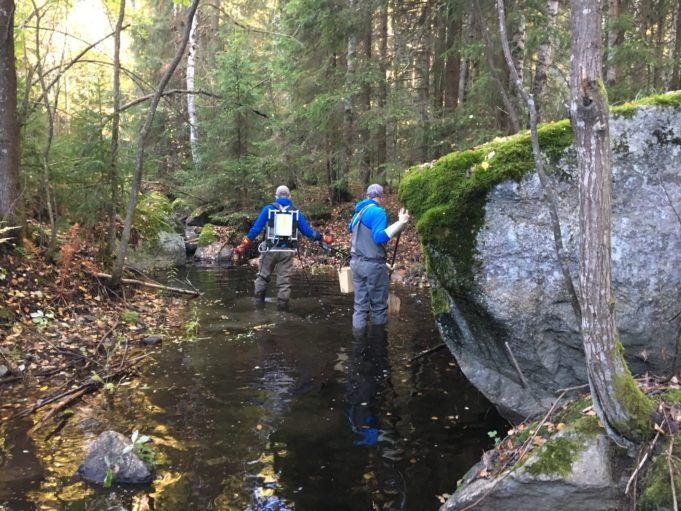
[346,325,406,510]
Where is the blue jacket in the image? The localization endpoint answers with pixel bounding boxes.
[347,199,389,244]
[246,197,321,242]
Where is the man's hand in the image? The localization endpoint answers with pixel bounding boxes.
[234,237,251,257]
[322,234,334,245]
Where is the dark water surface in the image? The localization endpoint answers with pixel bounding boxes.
[1,266,506,511]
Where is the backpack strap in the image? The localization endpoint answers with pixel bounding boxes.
[351,203,375,230]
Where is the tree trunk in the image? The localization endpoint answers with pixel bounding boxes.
[473,0,520,134]
[444,3,462,111]
[359,6,372,186]
[531,0,559,121]
[31,0,57,251]
[0,0,20,227]
[415,0,432,161]
[375,0,388,179]
[570,0,652,443]
[343,0,358,181]
[187,7,200,168]
[111,0,200,287]
[107,0,126,257]
[605,0,619,86]
[672,0,681,89]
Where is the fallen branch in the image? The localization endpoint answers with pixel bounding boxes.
[626,431,661,495]
[28,385,91,434]
[668,426,678,511]
[410,343,446,362]
[94,272,201,296]
[504,341,530,389]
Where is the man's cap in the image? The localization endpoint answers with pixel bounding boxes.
[366,183,383,198]
[275,185,291,197]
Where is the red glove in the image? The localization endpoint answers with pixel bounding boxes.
[234,237,251,256]
[322,234,334,244]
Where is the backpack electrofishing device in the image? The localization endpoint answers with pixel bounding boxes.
[258,203,299,253]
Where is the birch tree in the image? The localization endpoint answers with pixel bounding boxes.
[570,0,652,443]
[186,6,199,168]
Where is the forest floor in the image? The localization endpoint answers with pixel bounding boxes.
[0,192,428,426]
[0,233,190,429]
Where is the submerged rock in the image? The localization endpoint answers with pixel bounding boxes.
[400,98,681,418]
[78,430,152,485]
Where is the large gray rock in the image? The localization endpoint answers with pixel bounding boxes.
[442,432,627,511]
[127,231,187,271]
[77,430,153,485]
[426,105,681,418]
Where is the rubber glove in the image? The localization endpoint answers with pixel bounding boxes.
[385,208,410,239]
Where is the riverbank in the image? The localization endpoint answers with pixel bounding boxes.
[0,237,180,428]
[1,196,427,426]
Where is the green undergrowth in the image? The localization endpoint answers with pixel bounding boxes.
[660,389,681,406]
[133,192,176,243]
[639,434,681,510]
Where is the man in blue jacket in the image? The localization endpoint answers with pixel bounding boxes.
[348,184,409,330]
[235,185,333,311]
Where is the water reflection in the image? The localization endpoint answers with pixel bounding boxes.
[346,325,406,510]
[0,266,507,511]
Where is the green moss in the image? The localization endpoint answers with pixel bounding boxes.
[611,91,681,118]
[197,224,217,246]
[557,396,593,424]
[400,91,681,292]
[511,421,549,446]
[525,437,580,477]
[661,389,681,406]
[639,434,681,510]
[612,368,655,439]
[430,286,450,316]
[399,120,573,290]
[571,415,602,436]
[120,311,140,324]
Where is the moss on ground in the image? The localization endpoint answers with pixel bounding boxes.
[639,434,681,510]
[525,437,581,477]
[661,389,681,406]
[197,224,217,246]
[571,415,602,436]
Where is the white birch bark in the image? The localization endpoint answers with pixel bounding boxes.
[187,7,200,168]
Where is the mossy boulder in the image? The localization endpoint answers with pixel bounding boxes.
[126,231,187,271]
[400,94,681,418]
[442,430,628,511]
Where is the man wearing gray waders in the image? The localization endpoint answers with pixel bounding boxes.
[348,184,409,330]
[235,185,334,311]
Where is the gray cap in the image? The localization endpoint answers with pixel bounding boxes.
[275,185,291,197]
[366,183,383,199]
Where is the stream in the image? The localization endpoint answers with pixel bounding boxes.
[0,266,507,511]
